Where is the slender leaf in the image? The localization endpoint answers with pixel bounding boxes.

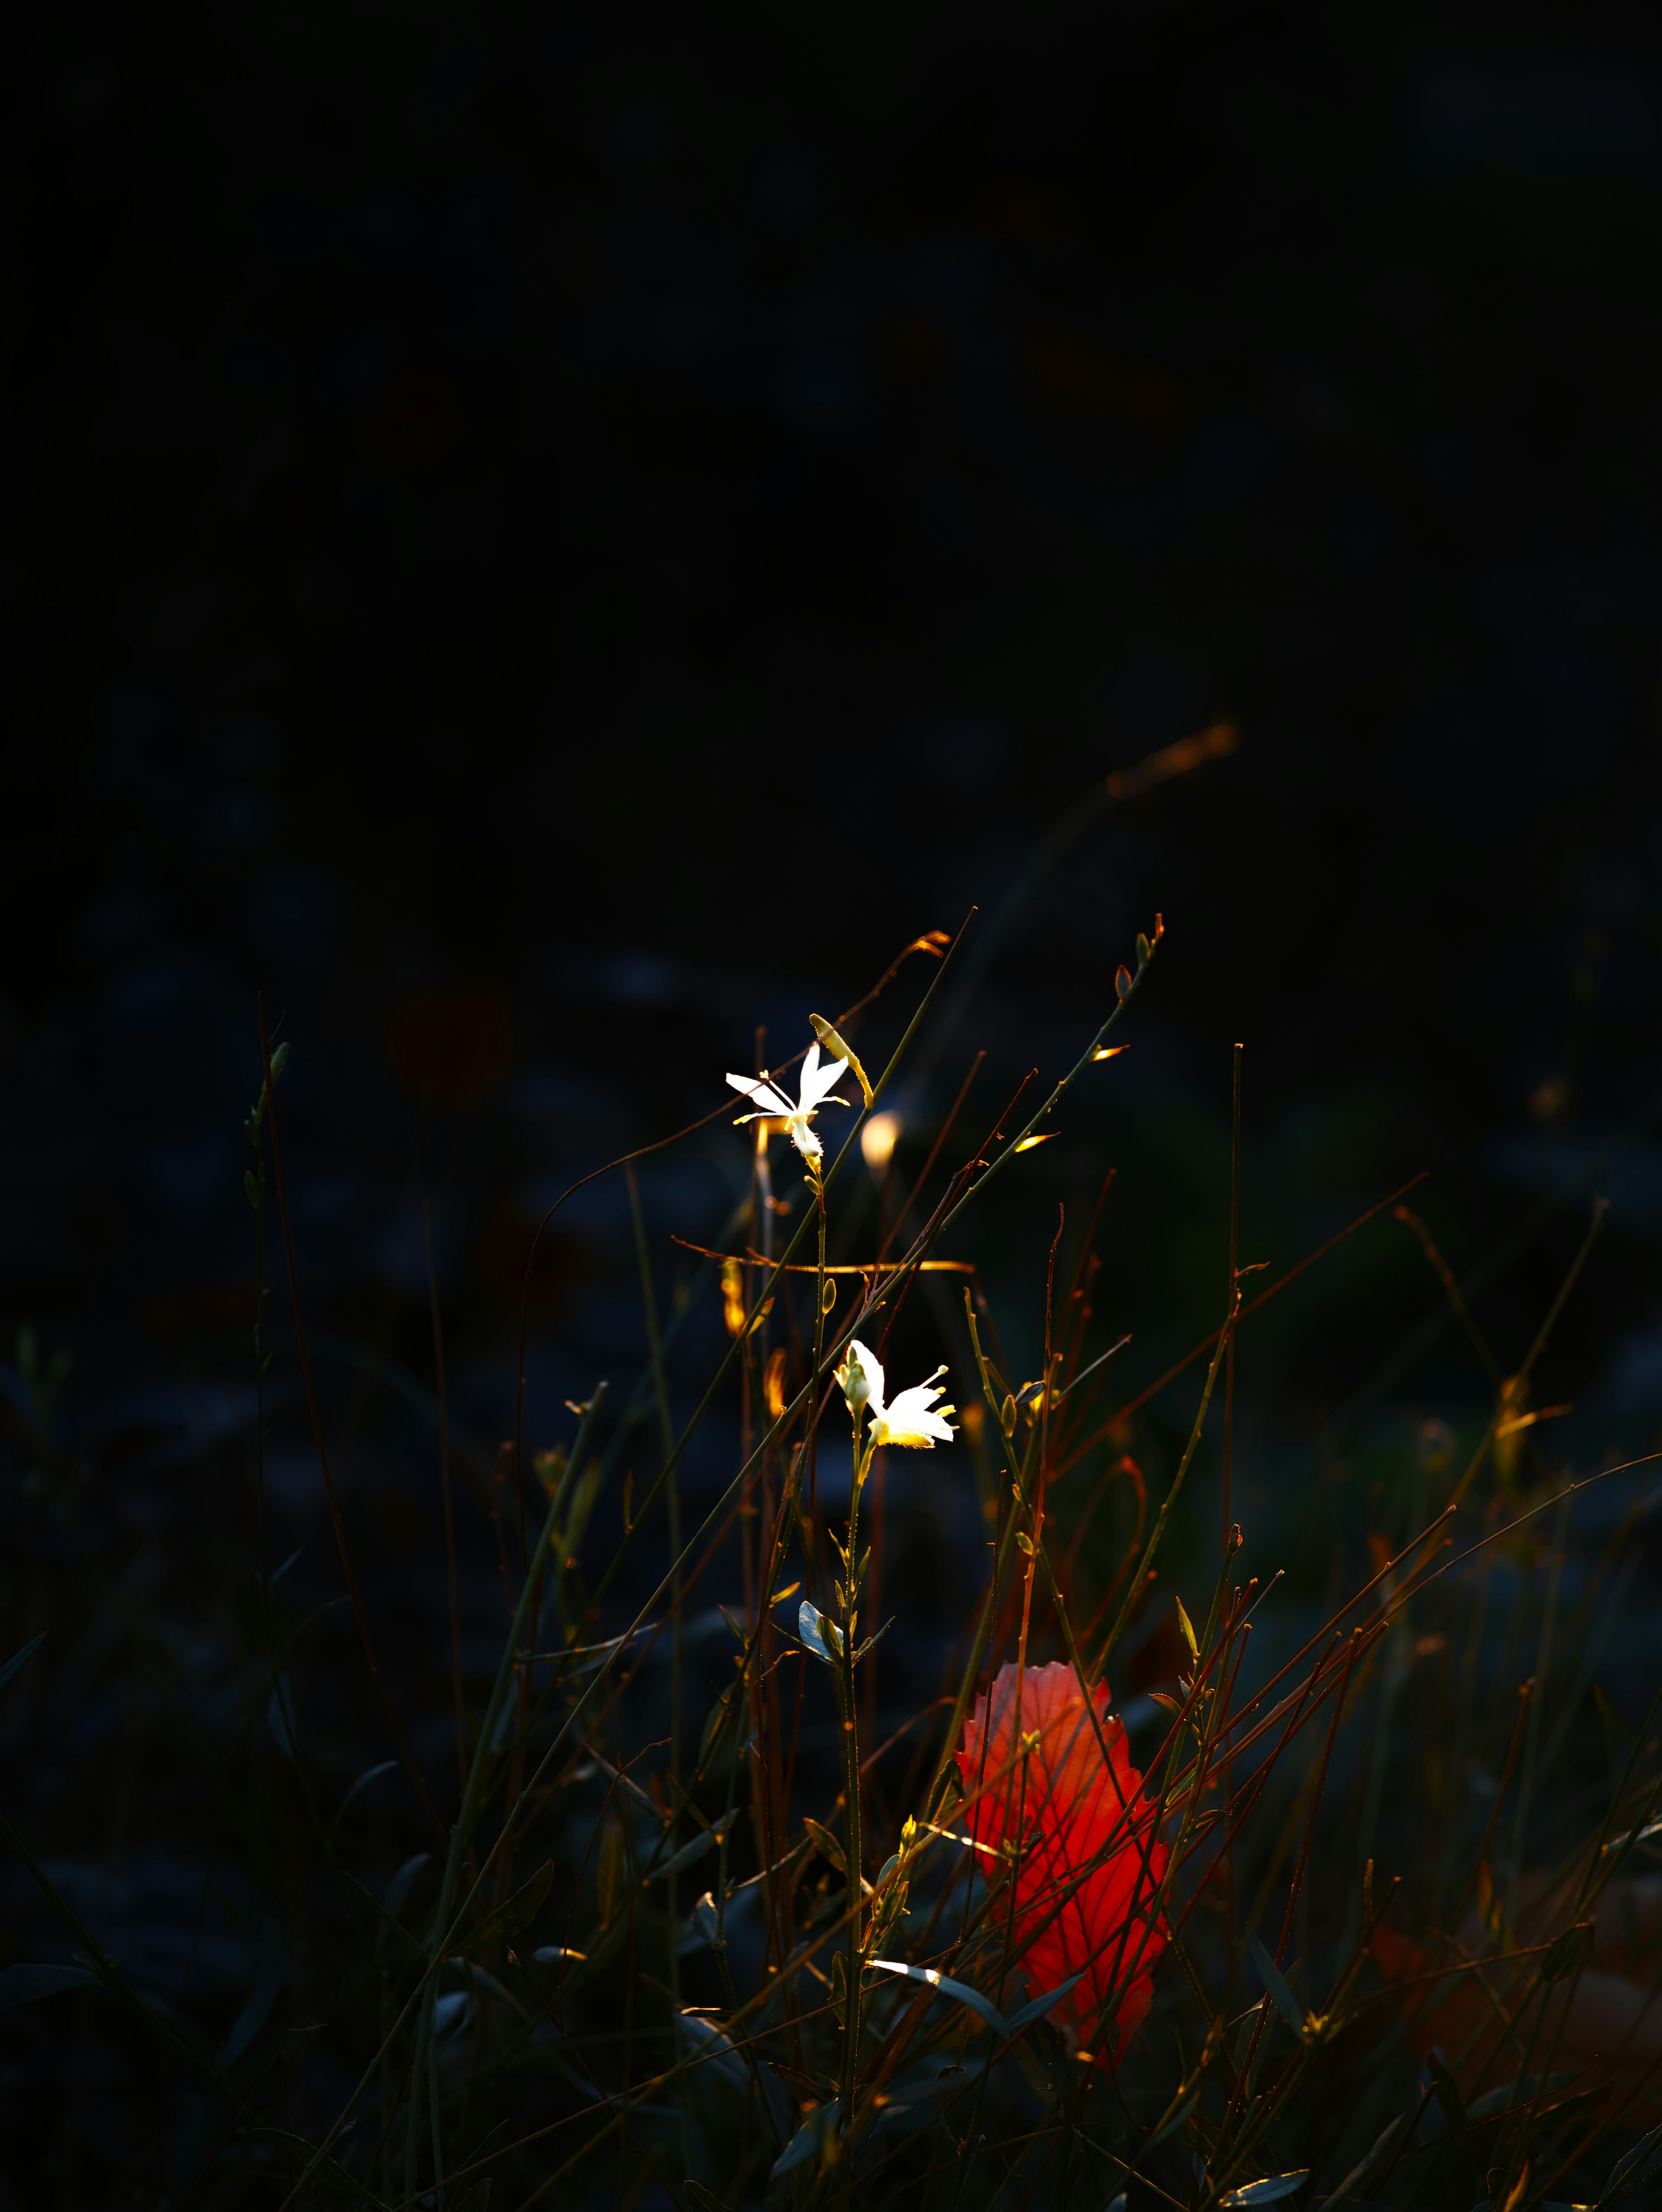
[1220,2172,1309,2207]
[1540,1920,1595,1983]
[866,1958,1008,2038]
[771,2101,839,2177]
[1003,1972,1086,2038]
[1599,2117,1662,2207]
[1149,2087,1201,2148]
[1424,2047,1466,2129]
[331,1759,398,1836]
[647,1813,732,1884]
[1246,1927,1305,2033]
[222,1919,289,2066]
[267,1678,297,1761]
[1325,2113,1408,2203]
[0,1633,45,1691]
[851,1616,894,1665]
[680,2010,747,2090]
[677,1894,719,1955]
[802,1815,846,1874]
[1466,2071,1576,2124]
[0,1963,104,2012]
[467,1860,554,1955]
[383,1853,430,1917]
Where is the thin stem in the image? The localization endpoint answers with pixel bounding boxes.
[834,1193,866,2138]
[425,1199,468,1802]
[625,1164,681,1987]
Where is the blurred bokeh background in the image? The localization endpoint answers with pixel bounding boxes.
[6,0,1662,2199]
[10,0,1662,1445]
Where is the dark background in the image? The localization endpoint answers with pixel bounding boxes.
[9,0,1662,1398]
[6,1,1662,2199]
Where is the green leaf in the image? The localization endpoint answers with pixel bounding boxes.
[1002,1972,1085,2038]
[678,1893,719,1954]
[771,2101,839,2178]
[1219,2172,1308,2207]
[0,1963,105,2012]
[679,2010,747,2090]
[222,1919,289,2066]
[596,1822,627,1928]
[799,1599,841,1664]
[851,1617,893,1665]
[0,1633,45,1692]
[267,1678,298,1761]
[1466,2071,1576,2124]
[699,1679,740,1765]
[1540,1919,1595,1983]
[1425,2047,1465,2129]
[466,1860,554,1956]
[647,1813,733,1884]
[383,1853,430,1919]
[1601,2119,1662,2208]
[330,1758,396,1836]
[1148,2087,1201,2147]
[866,1958,1008,2038]
[802,1815,846,1874]
[1246,1927,1304,2034]
[1325,2112,1408,2203]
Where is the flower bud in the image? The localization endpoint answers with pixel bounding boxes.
[835,1339,879,1414]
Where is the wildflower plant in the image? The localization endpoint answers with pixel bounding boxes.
[6,906,1662,2212]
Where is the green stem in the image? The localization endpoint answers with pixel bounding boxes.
[407,1383,609,2204]
[839,1433,873,2128]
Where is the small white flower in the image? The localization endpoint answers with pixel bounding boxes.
[834,1338,881,1415]
[725,1042,850,1167]
[837,1338,957,1450]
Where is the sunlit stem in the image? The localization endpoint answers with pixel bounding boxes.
[837,1424,876,2132]
[807,1161,829,1598]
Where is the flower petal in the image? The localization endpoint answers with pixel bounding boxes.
[842,1340,885,1417]
[727,1073,792,1115]
[800,1048,851,1112]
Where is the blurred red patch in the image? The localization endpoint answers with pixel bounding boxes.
[884,316,945,382]
[385,987,515,1111]
[957,1660,1167,2064]
[976,177,1076,238]
[366,372,466,470]
[471,1199,589,1313]
[1025,328,1190,432]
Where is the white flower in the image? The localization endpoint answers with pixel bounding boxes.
[836,1338,957,1450]
[834,1338,881,1414]
[725,1042,850,1167]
